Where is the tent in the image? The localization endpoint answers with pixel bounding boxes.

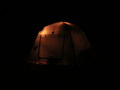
[28,21,91,66]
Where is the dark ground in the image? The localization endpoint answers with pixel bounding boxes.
[0,1,119,89]
[2,62,120,89]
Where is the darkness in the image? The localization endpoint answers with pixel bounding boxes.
[0,1,119,89]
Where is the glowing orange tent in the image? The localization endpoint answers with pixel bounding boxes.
[28,21,91,66]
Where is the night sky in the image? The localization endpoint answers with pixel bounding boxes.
[0,1,118,65]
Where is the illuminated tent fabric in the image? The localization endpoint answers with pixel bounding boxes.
[28,21,91,65]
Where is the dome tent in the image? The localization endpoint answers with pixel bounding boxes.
[28,21,91,66]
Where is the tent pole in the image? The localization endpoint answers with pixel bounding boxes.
[68,30,78,66]
[38,35,41,63]
[61,34,65,65]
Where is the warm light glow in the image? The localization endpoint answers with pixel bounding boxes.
[35,61,40,64]
[31,60,48,65]
[39,29,47,35]
[39,61,47,64]
[63,22,73,26]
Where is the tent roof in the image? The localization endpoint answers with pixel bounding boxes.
[39,21,80,35]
